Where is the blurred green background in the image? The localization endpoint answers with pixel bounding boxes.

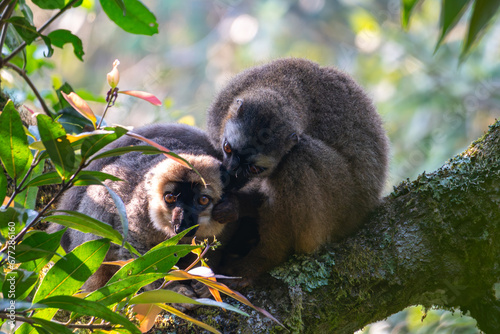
[2,0,499,332]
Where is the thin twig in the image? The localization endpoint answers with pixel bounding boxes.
[2,0,81,64]
[0,1,17,61]
[3,152,41,208]
[0,314,114,330]
[4,62,52,116]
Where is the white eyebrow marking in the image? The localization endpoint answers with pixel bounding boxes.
[224,120,245,150]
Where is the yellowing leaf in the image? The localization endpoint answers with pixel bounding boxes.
[119,90,162,106]
[61,92,97,128]
[102,258,135,267]
[29,140,46,151]
[133,303,163,333]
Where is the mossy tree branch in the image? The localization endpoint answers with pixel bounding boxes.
[190,119,500,334]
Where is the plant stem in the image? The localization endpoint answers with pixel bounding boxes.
[4,62,52,116]
[2,0,81,64]
[3,153,41,208]
[0,163,86,265]
[0,1,17,60]
[0,314,114,330]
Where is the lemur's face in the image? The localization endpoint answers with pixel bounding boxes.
[221,98,298,190]
[147,155,224,238]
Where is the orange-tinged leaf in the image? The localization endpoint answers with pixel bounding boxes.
[102,258,135,267]
[132,303,162,333]
[3,196,13,207]
[119,90,162,106]
[164,270,283,326]
[156,303,221,334]
[206,277,222,303]
[66,130,114,143]
[61,92,97,128]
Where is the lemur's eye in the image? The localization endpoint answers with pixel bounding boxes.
[164,193,177,204]
[198,195,211,206]
[223,140,232,154]
[248,165,265,174]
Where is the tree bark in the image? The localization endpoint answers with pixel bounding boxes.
[187,120,500,334]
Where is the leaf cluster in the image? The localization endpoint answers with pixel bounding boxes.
[402,0,500,61]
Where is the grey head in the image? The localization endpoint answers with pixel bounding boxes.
[221,89,299,190]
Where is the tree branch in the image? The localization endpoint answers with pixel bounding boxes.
[187,120,500,333]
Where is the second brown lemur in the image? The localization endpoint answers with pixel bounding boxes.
[207,58,390,282]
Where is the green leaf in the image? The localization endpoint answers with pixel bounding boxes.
[23,171,62,188]
[435,0,471,50]
[113,0,127,15]
[31,0,66,10]
[36,114,76,180]
[130,290,249,316]
[26,317,74,334]
[99,0,159,36]
[80,126,128,161]
[7,17,39,44]
[43,211,123,245]
[85,272,166,306]
[15,229,65,263]
[0,100,32,181]
[53,83,74,112]
[32,238,110,304]
[401,0,421,29]
[0,169,6,205]
[72,171,123,186]
[148,225,198,253]
[107,244,198,285]
[48,29,84,61]
[37,295,141,334]
[44,210,140,256]
[55,107,96,134]
[14,160,44,210]
[7,17,54,57]
[88,145,164,162]
[461,0,500,60]
[3,269,38,300]
[18,0,35,24]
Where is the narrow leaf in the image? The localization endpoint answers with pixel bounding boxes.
[164,270,283,326]
[88,145,164,162]
[107,244,198,285]
[99,0,159,36]
[461,0,500,60]
[14,160,44,209]
[28,317,73,334]
[125,132,195,170]
[85,272,166,306]
[156,303,221,334]
[119,90,162,106]
[32,0,65,10]
[0,169,6,205]
[32,238,110,303]
[130,289,248,316]
[15,229,65,263]
[48,29,85,61]
[435,0,471,50]
[36,114,76,180]
[0,100,32,181]
[72,171,123,186]
[36,295,141,334]
[23,171,62,188]
[147,225,199,253]
[80,126,128,161]
[61,92,96,127]
[401,0,421,29]
[44,211,123,245]
[3,269,38,300]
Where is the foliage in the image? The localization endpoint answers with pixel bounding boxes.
[0,2,279,333]
[403,0,500,61]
